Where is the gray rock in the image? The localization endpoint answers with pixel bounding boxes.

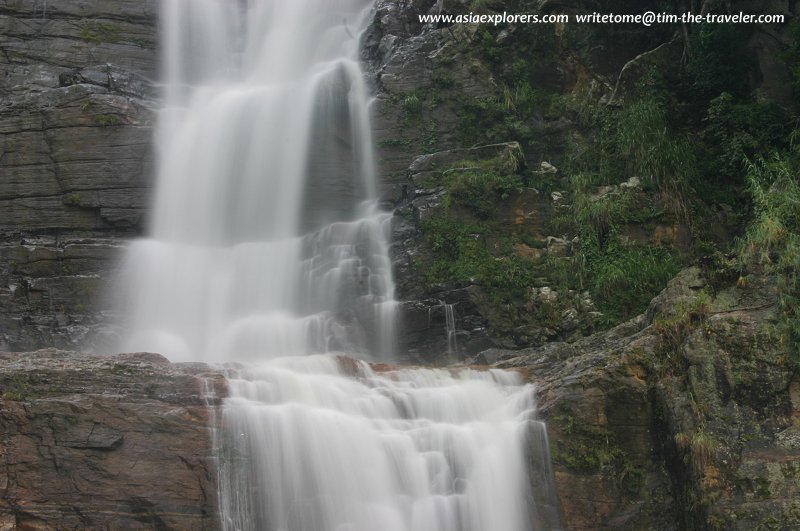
[0,2,157,350]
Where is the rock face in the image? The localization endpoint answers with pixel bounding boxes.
[0,1,158,351]
[500,268,799,530]
[364,0,499,191]
[1,1,797,530]
[386,141,604,362]
[0,350,226,530]
[1,270,794,531]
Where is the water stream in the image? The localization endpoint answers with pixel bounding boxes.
[118,0,560,529]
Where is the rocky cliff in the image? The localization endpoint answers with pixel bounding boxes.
[0,1,157,352]
[0,350,226,530]
[366,0,797,358]
[362,1,800,528]
[2,266,796,530]
[503,267,800,529]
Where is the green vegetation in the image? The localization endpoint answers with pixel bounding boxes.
[674,428,719,474]
[401,92,422,116]
[1,390,24,401]
[582,240,680,323]
[80,21,121,44]
[379,89,444,156]
[407,1,800,339]
[417,150,539,303]
[653,291,712,355]
[420,216,538,302]
[402,8,800,529]
[63,192,82,206]
[94,114,121,127]
[738,152,800,364]
[559,97,696,218]
[1,374,41,401]
[550,405,644,498]
[431,69,454,89]
[420,156,523,218]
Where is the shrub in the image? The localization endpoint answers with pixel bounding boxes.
[583,240,680,322]
[739,153,800,363]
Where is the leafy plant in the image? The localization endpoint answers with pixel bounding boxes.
[401,93,422,116]
[582,239,680,322]
[431,69,454,89]
[738,152,800,363]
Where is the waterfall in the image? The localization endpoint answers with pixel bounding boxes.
[116,0,560,529]
[119,0,394,362]
[444,302,458,356]
[218,358,550,531]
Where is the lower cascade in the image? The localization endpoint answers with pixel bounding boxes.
[217,356,559,531]
[116,0,561,529]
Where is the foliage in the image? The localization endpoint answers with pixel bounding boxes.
[457,96,506,145]
[431,69,454,89]
[674,428,718,474]
[94,114,121,127]
[652,291,712,357]
[63,192,82,206]
[571,184,633,247]
[420,216,538,301]
[683,25,754,101]
[443,168,522,218]
[738,152,800,363]
[80,22,121,44]
[698,93,790,193]
[401,93,422,116]
[581,237,680,323]
[413,1,799,338]
[559,97,695,217]
[614,99,694,199]
[419,154,525,218]
[563,179,682,323]
[456,55,565,149]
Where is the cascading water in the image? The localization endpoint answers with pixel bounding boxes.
[218,358,558,531]
[443,301,459,356]
[117,0,561,529]
[119,0,393,362]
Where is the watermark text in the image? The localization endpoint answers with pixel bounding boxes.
[419,11,785,27]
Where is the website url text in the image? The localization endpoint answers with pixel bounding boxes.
[419,11,786,27]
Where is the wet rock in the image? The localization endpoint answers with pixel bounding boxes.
[365,1,499,190]
[0,349,226,530]
[0,2,157,351]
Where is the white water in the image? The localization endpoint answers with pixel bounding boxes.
[443,302,458,356]
[119,0,394,362]
[217,357,556,531]
[117,0,560,529]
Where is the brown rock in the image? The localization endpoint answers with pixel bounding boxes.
[0,350,226,530]
[497,268,796,530]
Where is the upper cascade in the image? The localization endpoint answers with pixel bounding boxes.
[117,0,394,362]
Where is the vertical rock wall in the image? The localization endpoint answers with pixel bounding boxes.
[0,1,158,351]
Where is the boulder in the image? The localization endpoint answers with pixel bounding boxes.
[0,350,226,530]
